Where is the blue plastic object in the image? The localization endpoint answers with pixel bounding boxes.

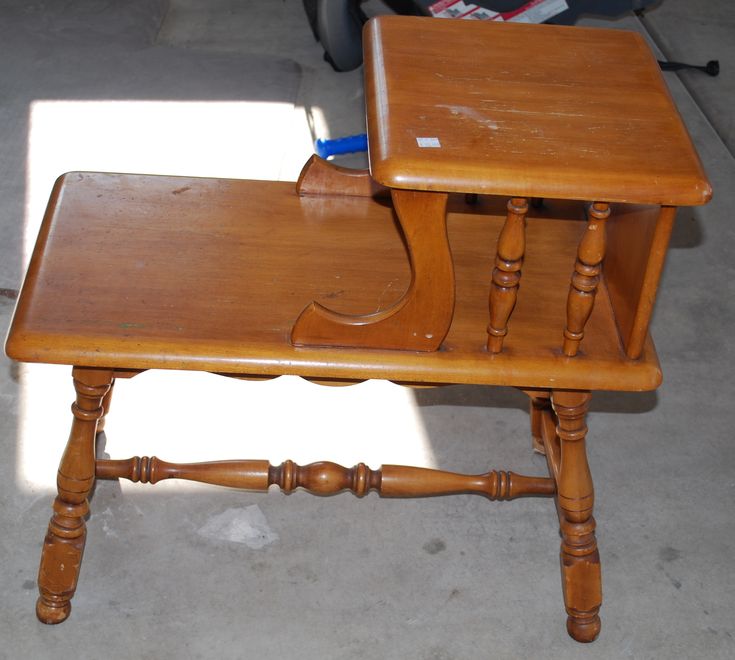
[315,133,368,158]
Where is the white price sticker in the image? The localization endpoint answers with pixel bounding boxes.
[417,137,442,148]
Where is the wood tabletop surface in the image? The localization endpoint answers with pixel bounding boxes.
[364,16,711,206]
[6,172,661,390]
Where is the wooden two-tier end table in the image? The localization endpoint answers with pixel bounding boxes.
[5,16,710,643]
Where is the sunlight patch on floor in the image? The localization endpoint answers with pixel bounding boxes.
[17,99,435,493]
[18,368,437,492]
[23,99,318,262]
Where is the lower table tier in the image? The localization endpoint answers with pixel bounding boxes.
[6,172,661,391]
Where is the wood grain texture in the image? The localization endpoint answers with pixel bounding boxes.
[604,205,677,359]
[6,14,714,643]
[487,197,528,353]
[525,389,551,455]
[296,155,388,198]
[539,400,561,485]
[5,173,663,391]
[96,457,556,500]
[563,202,610,357]
[364,16,712,206]
[551,390,601,643]
[95,377,115,434]
[290,188,454,351]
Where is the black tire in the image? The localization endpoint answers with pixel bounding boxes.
[316,0,364,72]
[302,0,320,40]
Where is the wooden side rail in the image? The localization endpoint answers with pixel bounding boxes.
[96,457,556,501]
[604,204,677,359]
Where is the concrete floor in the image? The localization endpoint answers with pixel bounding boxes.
[1,1,734,658]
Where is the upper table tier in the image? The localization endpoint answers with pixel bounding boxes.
[364,16,711,206]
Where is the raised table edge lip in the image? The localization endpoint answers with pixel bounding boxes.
[4,332,663,392]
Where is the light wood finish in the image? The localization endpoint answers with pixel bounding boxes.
[604,205,677,359]
[364,16,712,206]
[5,173,662,391]
[487,197,528,353]
[296,155,388,198]
[536,389,602,641]
[550,391,601,643]
[96,457,555,500]
[95,377,115,434]
[291,188,454,351]
[5,15,714,645]
[525,389,551,455]
[36,367,113,624]
[563,202,610,357]
[4,174,667,640]
[538,398,561,485]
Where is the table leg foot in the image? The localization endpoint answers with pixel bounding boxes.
[36,576,71,625]
[37,597,71,625]
[561,516,602,642]
[36,367,113,625]
[36,516,83,624]
[566,611,601,643]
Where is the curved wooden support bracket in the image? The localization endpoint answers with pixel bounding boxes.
[563,202,610,357]
[291,189,454,351]
[96,457,555,500]
[296,155,388,198]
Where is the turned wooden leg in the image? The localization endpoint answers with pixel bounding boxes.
[551,390,601,643]
[95,378,115,435]
[36,367,114,624]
